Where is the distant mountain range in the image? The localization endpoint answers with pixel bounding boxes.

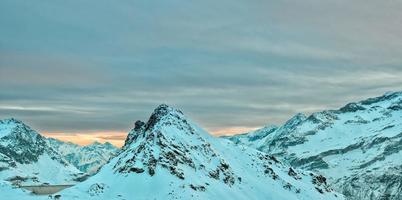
[47,138,118,175]
[225,91,402,200]
[0,118,118,186]
[1,91,401,199]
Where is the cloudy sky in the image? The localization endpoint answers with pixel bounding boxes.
[1,0,402,146]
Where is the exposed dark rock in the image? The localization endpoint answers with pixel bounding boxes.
[189,184,206,192]
[130,167,145,173]
[283,183,293,190]
[88,183,107,196]
[313,175,327,185]
[264,165,278,180]
[339,103,366,113]
[288,167,301,180]
[134,120,146,131]
[73,174,91,182]
[209,169,220,180]
[360,92,401,106]
[315,187,324,194]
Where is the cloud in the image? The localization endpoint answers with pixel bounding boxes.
[96,135,128,141]
[0,0,402,137]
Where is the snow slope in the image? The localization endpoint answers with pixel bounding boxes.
[47,139,119,175]
[225,91,402,200]
[0,119,84,185]
[0,181,46,200]
[58,104,343,200]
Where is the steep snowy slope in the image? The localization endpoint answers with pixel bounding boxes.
[226,92,402,200]
[0,119,84,185]
[47,139,118,174]
[59,104,343,200]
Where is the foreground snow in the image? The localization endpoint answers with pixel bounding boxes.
[0,181,46,200]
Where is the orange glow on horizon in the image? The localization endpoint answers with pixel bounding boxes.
[42,131,128,147]
[209,126,260,136]
[42,127,259,147]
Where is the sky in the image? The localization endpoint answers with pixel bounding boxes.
[1,0,402,147]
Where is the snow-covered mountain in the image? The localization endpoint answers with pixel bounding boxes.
[0,118,84,186]
[58,104,343,200]
[225,92,402,200]
[47,139,119,175]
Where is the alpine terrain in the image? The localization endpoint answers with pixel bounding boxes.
[225,92,402,200]
[0,118,84,186]
[56,104,343,200]
[47,139,119,175]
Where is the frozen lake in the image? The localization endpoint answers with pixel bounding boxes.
[20,185,74,195]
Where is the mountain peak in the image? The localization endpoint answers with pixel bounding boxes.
[89,141,116,149]
[123,104,187,149]
[0,118,24,125]
[0,118,40,140]
[154,103,172,112]
[145,104,185,131]
[90,141,102,146]
[384,91,402,97]
[134,120,146,131]
[0,118,75,170]
[151,104,183,118]
[359,91,402,106]
[115,105,238,185]
[103,141,114,147]
[283,113,306,129]
[128,104,185,131]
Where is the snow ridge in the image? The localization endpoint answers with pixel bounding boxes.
[226,91,402,200]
